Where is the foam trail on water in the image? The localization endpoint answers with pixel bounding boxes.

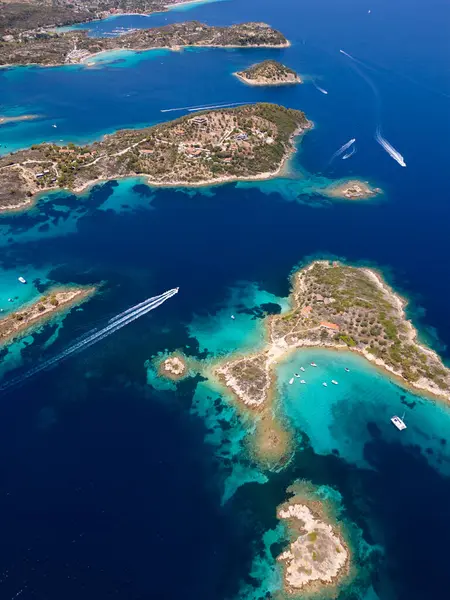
[161,101,249,113]
[340,48,407,167]
[342,146,357,160]
[313,82,328,95]
[375,127,406,167]
[0,288,179,393]
[328,138,356,164]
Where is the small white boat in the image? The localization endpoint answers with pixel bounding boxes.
[322,382,328,387]
[52,124,57,128]
[331,380,338,385]
[18,276,26,284]
[300,367,305,372]
[231,315,235,320]
[345,368,350,372]
[300,380,306,384]
[294,373,301,378]
[289,377,295,385]
[391,415,407,431]
[311,363,317,367]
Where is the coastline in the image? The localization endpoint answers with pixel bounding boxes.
[212,260,450,419]
[0,286,97,347]
[0,122,308,215]
[0,41,291,71]
[234,71,302,86]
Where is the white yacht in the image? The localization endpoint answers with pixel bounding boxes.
[231,315,235,320]
[300,380,306,384]
[300,367,305,372]
[331,380,338,385]
[391,415,407,431]
[322,382,328,387]
[289,377,295,385]
[311,363,317,367]
[18,276,26,284]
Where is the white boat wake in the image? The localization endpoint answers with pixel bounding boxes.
[161,101,250,113]
[0,287,179,393]
[340,48,407,167]
[328,138,356,163]
[342,146,357,160]
[312,81,328,95]
[375,127,406,167]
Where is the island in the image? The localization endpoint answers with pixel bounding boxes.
[0,102,310,212]
[320,179,382,200]
[235,59,301,86]
[0,21,289,67]
[213,260,450,462]
[0,0,226,36]
[277,482,350,596]
[157,352,189,381]
[0,286,96,345]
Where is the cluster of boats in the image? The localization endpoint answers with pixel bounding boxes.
[288,362,348,387]
[287,361,408,431]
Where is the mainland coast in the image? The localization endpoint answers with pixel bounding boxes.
[0,102,311,213]
[0,286,96,346]
[213,261,450,463]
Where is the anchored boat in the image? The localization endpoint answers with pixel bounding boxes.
[391,414,407,431]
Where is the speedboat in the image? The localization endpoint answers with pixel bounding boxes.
[300,380,306,384]
[391,414,407,431]
[294,373,301,378]
[231,315,235,320]
[289,377,295,385]
[322,382,328,387]
[331,380,338,385]
[300,367,305,372]
[18,276,26,284]
[311,363,317,367]
[345,367,350,372]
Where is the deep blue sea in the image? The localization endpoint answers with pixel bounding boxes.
[1,0,450,598]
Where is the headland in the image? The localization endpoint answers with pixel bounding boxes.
[0,102,310,212]
[0,21,289,67]
[213,260,450,462]
[276,482,351,597]
[235,59,301,86]
[0,286,96,346]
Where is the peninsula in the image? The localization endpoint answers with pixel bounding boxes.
[0,21,289,67]
[214,261,450,460]
[0,102,310,212]
[0,286,96,345]
[277,482,350,596]
[235,59,301,86]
